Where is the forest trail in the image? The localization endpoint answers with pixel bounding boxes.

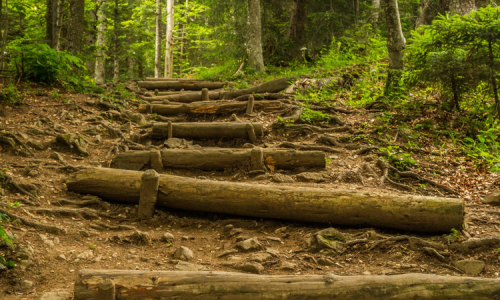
[1,77,500,299]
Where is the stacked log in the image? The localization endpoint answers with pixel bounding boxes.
[66,168,464,232]
[138,100,281,116]
[74,270,500,300]
[151,122,263,140]
[137,80,224,91]
[110,148,326,171]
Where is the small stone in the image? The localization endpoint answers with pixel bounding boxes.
[57,254,66,261]
[236,237,262,252]
[272,173,294,183]
[21,280,33,290]
[161,232,175,243]
[27,140,46,151]
[483,190,500,206]
[173,246,194,261]
[295,172,328,183]
[362,270,372,275]
[79,230,90,237]
[49,152,67,164]
[234,262,264,274]
[19,260,32,269]
[280,261,296,271]
[44,239,55,247]
[392,252,403,259]
[455,260,485,275]
[77,250,94,260]
[247,252,272,263]
[224,224,234,232]
[228,228,243,237]
[129,230,152,246]
[174,261,205,271]
[317,257,334,266]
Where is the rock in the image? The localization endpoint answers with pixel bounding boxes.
[21,280,33,290]
[57,254,66,261]
[317,257,334,266]
[228,228,243,237]
[77,250,94,260]
[49,152,67,164]
[266,236,282,243]
[27,140,46,151]
[164,138,193,149]
[266,247,280,257]
[129,230,152,246]
[224,224,234,232]
[19,260,32,269]
[455,260,485,275]
[173,246,194,261]
[35,291,72,300]
[122,110,146,125]
[483,190,500,205]
[316,228,346,242]
[120,122,133,132]
[392,252,403,259]
[312,228,345,253]
[55,133,88,156]
[233,262,264,274]
[280,261,296,271]
[247,252,272,263]
[272,173,294,183]
[15,245,34,260]
[236,237,262,252]
[295,172,328,183]
[79,230,90,237]
[217,249,238,258]
[28,170,39,177]
[174,261,205,271]
[161,232,175,243]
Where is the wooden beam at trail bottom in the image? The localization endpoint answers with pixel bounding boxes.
[151,122,263,140]
[110,148,326,171]
[137,100,281,115]
[74,270,498,300]
[138,81,224,90]
[66,168,464,232]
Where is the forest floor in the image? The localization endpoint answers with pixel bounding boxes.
[1,80,500,299]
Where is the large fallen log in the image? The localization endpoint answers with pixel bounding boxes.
[151,122,263,140]
[74,270,498,300]
[144,77,205,81]
[110,148,326,171]
[221,77,296,100]
[146,90,223,103]
[66,168,464,232]
[138,100,282,115]
[137,81,224,91]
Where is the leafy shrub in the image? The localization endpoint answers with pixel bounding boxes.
[0,84,22,106]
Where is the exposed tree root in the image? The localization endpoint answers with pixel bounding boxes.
[25,207,103,220]
[52,198,111,210]
[0,208,67,235]
[367,235,409,251]
[423,247,446,262]
[2,174,38,201]
[449,237,500,253]
[90,222,137,231]
[0,131,36,157]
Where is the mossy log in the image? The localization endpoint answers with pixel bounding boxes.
[151,122,263,140]
[137,81,224,90]
[66,168,464,232]
[73,270,499,300]
[138,100,282,115]
[110,148,326,171]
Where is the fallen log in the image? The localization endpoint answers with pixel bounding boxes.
[74,270,498,300]
[138,100,282,116]
[146,90,223,103]
[222,77,296,100]
[110,148,326,171]
[66,168,464,232]
[144,77,205,81]
[151,122,263,140]
[137,81,224,91]
[234,93,290,101]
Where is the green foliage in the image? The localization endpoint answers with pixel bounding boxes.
[0,84,23,106]
[300,107,332,124]
[463,127,500,172]
[14,44,85,84]
[446,228,461,242]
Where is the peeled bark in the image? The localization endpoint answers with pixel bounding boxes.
[154,0,162,78]
[74,270,500,300]
[67,0,85,54]
[67,168,464,232]
[151,122,263,140]
[285,0,307,60]
[449,0,476,15]
[246,0,265,72]
[110,148,326,171]
[138,100,281,116]
[95,1,107,85]
[164,0,174,78]
[137,81,224,90]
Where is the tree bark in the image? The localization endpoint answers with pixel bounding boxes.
[151,122,264,140]
[285,0,307,60]
[449,0,476,15]
[138,100,282,115]
[137,81,224,90]
[154,0,162,78]
[246,0,265,72]
[382,0,405,93]
[164,0,174,78]
[222,76,295,99]
[46,0,59,48]
[67,168,464,232]
[416,0,429,27]
[145,77,204,81]
[67,0,85,54]
[113,0,119,81]
[74,270,500,300]
[111,148,326,171]
[146,90,224,103]
[95,0,107,85]
[371,0,380,29]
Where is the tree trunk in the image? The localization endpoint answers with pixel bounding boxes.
[138,80,224,90]
[154,0,161,78]
[127,55,134,79]
[113,0,119,81]
[111,148,326,171]
[164,0,174,78]
[285,0,307,61]
[84,5,97,76]
[95,0,107,85]
[54,0,64,51]
[246,0,265,72]
[371,0,380,29]
[67,168,464,232]
[382,0,405,93]
[67,0,85,54]
[416,0,429,27]
[151,122,264,140]
[449,0,476,15]
[74,270,500,300]
[46,0,59,48]
[0,0,7,68]
[138,100,282,116]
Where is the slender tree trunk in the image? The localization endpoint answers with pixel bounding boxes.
[164,0,174,78]
[54,0,64,51]
[154,0,161,78]
[449,0,476,15]
[285,0,307,61]
[67,0,85,55]
[127,55,134,79]
[46,0,59,48]
[178,0,188,76]
[113,0,119,81]
[85,6,97,77]
[0,0,7,68]
[95,0,107,85]
[416,0,429,27]
[247,0,265,72]
[371,0,380,29]
[488,41,500,118]
[382,0,405,94]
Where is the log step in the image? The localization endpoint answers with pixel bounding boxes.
[66,168,464,232]
[138,100,281,116]
[138,81,224,91]
[151,122,263,140]
[110,148,326,171]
